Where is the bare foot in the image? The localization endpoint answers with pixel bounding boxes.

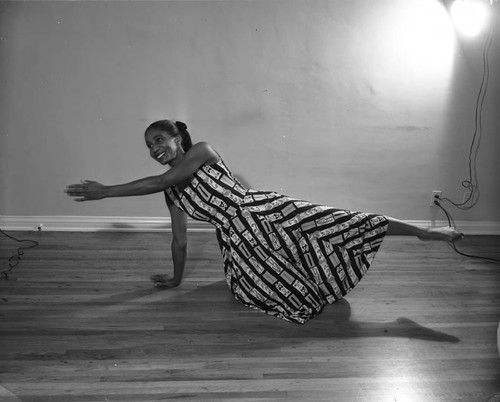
[418,227,464,242]
[150,274,180,289]
[150,273,170,283]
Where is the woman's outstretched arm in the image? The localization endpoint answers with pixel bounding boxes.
[65,142,218,201]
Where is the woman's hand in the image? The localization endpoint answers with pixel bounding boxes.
[150,274,181,289]
[65,180,108,202]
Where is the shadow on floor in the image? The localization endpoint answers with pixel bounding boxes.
[9,278,460,362]
[160,279,461,344]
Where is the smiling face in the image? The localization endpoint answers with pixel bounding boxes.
[145,129,184,166]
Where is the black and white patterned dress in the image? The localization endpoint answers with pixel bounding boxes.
[165,159,388,324]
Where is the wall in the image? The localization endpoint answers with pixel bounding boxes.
[1,0,499,226]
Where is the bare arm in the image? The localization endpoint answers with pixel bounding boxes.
[168,198,188,287]
[66,142,219,201]
[151,197,188,288]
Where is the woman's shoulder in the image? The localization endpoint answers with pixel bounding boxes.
[189,142,220,165]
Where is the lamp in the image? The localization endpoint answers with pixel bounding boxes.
[449,0,494,36]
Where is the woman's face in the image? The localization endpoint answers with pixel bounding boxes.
[145,130,183,166]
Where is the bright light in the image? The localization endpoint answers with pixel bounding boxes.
[450,0,490,37]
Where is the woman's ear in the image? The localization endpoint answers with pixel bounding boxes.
[175,135,185,151]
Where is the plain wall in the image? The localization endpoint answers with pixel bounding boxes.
[1,0,499,222]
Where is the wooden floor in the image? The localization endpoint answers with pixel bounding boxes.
[0,231,499,402]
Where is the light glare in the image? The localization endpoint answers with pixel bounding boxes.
[379,0,455,82]
[451,0,490,37]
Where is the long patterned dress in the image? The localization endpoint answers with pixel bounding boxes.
[164,159,388,324]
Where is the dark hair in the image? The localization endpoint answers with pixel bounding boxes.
[145,119,193,151]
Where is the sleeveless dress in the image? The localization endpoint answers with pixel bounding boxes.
[165,159,388,324]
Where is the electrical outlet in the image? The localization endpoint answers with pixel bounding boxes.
[430,190,442,206]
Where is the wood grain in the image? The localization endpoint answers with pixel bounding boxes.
[1,231,499,401]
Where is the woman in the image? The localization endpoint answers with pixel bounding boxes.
[66,120,463,324]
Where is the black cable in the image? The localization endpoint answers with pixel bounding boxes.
[448,241,500,265]
[435,21,499,265]
[440,23,494,210]
[435,199,455,228]
[0,227,39,280]
[434,200,500,265]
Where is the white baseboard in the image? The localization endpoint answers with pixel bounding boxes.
[1,215,499,235]
[0,215,213,232]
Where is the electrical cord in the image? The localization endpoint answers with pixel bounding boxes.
[434,199,500,265]
[435,22,499,265]
[0,227,39,280]
[440,22,493,210]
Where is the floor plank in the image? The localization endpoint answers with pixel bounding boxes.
[1,231,499,401]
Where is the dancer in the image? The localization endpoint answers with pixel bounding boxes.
[66,120,463,324]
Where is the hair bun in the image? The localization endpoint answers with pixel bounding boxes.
[175,121,187,132]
